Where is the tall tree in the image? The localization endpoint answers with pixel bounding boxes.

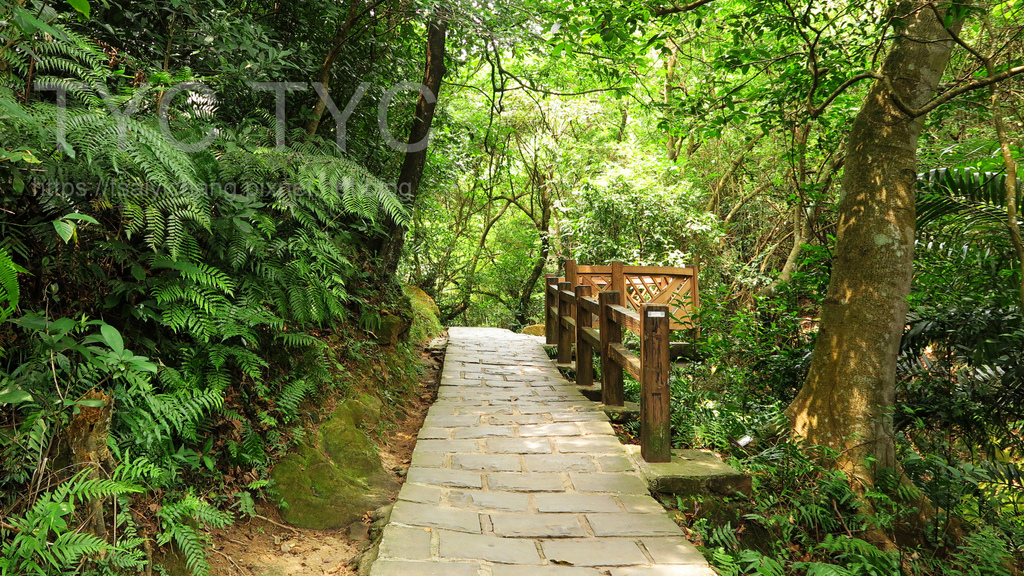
[785,1,966,484]
[378,19,448,276]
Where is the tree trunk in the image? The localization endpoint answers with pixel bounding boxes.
[377,20,447,277]
[67,390,115,537]
[513,180,553,327]
[991,85,1024,309]
[786,2,963,484]
[665,41,680,162]
[306,0,360,137]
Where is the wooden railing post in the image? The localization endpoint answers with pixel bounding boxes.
[692,262,701,339]
[565,258,578,287]
[544,274,559,344]
[599,290,623,406]
[557,281,573,365]
[611,261,625,300]
[640,302,671,463]
[574,285,593,387]
[565,259,578,343]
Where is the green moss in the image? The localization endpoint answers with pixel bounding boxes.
[376,315,409,346]
[403,285,443,345]
[271,397,398,530]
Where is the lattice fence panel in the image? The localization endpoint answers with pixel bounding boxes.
[623,274,697,330]
[576,271,697,330]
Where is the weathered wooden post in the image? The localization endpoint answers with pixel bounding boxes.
[575,284,594,387]
[544,274,559,344]
[557,281,573,365]
[565,259,578,343]
[640,302,671,462]
[611,261,625,301]
[599,290,623,406]
[691,262,701,339]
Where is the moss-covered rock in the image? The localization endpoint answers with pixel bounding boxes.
[521,324,546,336]
[403,285,444,345]
[376,315,409,346]
[271,397,398,530]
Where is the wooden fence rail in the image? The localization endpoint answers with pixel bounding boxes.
[543,260,699,463]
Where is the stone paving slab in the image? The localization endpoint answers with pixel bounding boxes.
[541,538,649,566]
[369,327,711,576]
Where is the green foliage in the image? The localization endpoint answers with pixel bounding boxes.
[947,527,1015,576]
[0,3,418,574]
[0,247,24,323]
[0,471,145,576]
[898,302,1024,459]
[156,493,232,576]
[561,148,720,266]
[917,167,1023,238]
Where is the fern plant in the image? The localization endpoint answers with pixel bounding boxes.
[0,247,23,322]
[1,6,409,576]
[0,471,144,576]
[156,492,232,576]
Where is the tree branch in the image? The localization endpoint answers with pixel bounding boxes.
[808,72,881,117]
[651,0,716,17]
[886,64,1024,118]
[0,520,22,533]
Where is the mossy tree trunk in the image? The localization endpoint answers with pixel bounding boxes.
[785,1,963,485]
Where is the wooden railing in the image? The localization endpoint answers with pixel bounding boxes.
[543,260,700,463]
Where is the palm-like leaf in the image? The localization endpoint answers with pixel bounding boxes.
[916,167,1022,235]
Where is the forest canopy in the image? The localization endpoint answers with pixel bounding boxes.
[0,0,1022,574]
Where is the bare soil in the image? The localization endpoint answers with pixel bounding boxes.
[206,339,444,576]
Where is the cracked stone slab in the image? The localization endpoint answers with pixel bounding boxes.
[586,513,682,537]
[534,493,622,513]
[491,567,603,576]
[518,423,583,437]
[487,438,554,454]
[569,473,649,494]
[641,538,707,564]
[490,513,587,537]
[488,472,565,492]
[411,451,446,468]
[524,454,597,473]
[452,453,522,472]
[397,483,443,505]
[540,538,649,566]
[370,561,480,576]
[378,525,432,560]
[556,436,625,453]
[422,414,484,427]
[551,412,610,422]
[617,494,670,514]
[413,439,482,453]
[453,425,516,439]
[438,531,543,564]
[448,490,531,512]
[608,568,717,576]
[390,501,481,533]
[416,427,452,440]
[405,468,483,489]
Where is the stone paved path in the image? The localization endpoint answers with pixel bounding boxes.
[370,327,713,576]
